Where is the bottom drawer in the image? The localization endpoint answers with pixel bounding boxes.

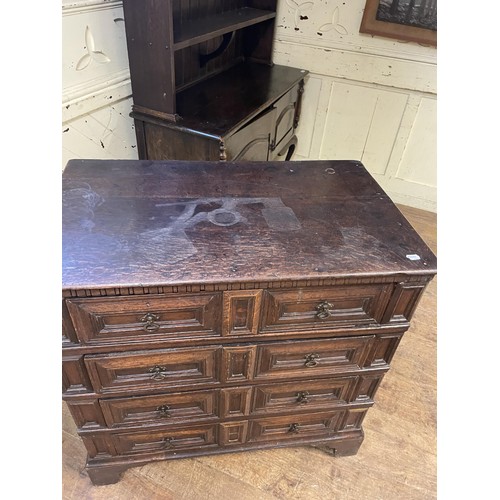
[247,411,343,444]
[111,424,217,456]
[80,408,370,458]
[247,408,369,444]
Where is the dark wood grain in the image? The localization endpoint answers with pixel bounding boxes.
[62,161,436,486]
[176,63,306,136]
[62,159,436,291]
[122,0,177,117]
[63,204,437,497]
[173,7,276,50]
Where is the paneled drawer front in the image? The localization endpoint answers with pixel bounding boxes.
[66,293,222,345]
[251,376,358,415]
[255,336,375,380]
[85,346,221,394]
[248,411,343,443]
[111,424,217,456]
[100,389,218,427]
[260,285,392,333]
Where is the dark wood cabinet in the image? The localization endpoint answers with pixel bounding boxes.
[62,159,437,485]
[122,0,307,161]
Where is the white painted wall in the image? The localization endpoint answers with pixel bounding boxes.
[62,0,437,211]
[62,0,137,164]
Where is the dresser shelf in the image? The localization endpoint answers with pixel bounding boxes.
[122,0,306,161]
[173,7,276,50]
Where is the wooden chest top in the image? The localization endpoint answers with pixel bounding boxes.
[62,159,437,290]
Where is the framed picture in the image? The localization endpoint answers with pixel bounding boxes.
[360,0,437,46]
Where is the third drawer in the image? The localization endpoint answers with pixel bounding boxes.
[97,371,386,428]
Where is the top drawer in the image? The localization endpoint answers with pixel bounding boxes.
[260,284,392,333]
[65,293,222,345]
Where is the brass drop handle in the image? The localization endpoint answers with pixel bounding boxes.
[140,312,160,332]
[163,437,174,449]
[288,423,300,433]
[157,405,171,417]
[148,365,168,380]
[304,353,320,368]
[315,301,333,319]
[296,391,310,404]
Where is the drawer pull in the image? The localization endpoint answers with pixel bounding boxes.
[148,365,168,380]
[157,405,171,417]
[304,353,320,367]
[296,391,310,404]
[315,301,334,319]
[288,423,300,433]
[163,437,174,449]
[140,313,160,332]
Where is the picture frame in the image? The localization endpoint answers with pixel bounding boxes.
[360,0,437,47]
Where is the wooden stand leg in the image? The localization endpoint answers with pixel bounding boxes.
[86,463,131,486]
[314,433,364,458]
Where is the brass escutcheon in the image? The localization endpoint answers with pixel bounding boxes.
[157,405,171,417]
[163,437,174,449]
[148,365,168,380]
[315,301,334,319]
[304,353,320,368]
[296,391,310,404]
[140,312,160,332]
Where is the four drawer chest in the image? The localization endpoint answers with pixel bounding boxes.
[62,159,437,485]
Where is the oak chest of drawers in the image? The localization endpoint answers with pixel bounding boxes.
[62,159,437,485]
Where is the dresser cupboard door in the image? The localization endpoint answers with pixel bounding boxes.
[224,108,275,161]
[271,84,299,153]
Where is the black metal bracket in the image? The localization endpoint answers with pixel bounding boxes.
[199,32,234,67]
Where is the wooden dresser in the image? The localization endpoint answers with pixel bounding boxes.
[121,0,307,161]
[62,159,437,485]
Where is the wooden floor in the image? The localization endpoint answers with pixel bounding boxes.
[62,204,437,500]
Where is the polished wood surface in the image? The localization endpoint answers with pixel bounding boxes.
[176,63,306,135]
[62,161,435,487]
[62,160,436,290]
[63,203,437,499]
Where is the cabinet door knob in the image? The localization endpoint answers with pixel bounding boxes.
[140,313,160,332]
[315,301,334,319]
[148,365,168,380]
[304,353,320,367]
[157,405,171,417]
[296,391,310,404]
[288,423,300,433]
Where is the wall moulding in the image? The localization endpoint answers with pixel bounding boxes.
[63,70,131,123]
[62,0,123,16]
[273,39,436,94]
[275,32,436,66]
